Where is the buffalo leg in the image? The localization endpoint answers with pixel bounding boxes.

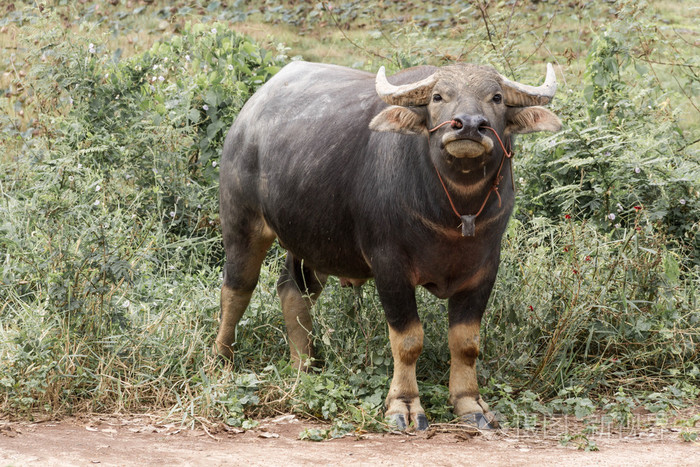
[277,254,327,370]
[217,218,275,361]
[376,278,428,431]
[447,286,499,429]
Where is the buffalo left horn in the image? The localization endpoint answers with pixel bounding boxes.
[375,66,438,107]
[499,63,558,107]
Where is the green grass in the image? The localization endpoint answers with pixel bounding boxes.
[1,0,698,429]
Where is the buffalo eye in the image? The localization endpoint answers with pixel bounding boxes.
[492,93,503,104]
[432,93,443,102]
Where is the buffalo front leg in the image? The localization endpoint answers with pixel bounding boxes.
[376,277,428,431]
[277,254,327,370]
[448,289,499,429]
[386,321,427,431]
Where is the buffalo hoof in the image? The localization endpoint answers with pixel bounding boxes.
[460,412,499,430]
[388,413,407,431]
[290,355,324,373]
[216,353,234,368]
[416,413,429,431]
[386,413,429,431]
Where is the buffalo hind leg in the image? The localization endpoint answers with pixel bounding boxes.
[277,254,327,370]
[448,288,499,429]
[217,219,275,362]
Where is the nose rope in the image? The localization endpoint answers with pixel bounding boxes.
[482,126,513,159]
[429,120,459,133]
[428,124,513,236]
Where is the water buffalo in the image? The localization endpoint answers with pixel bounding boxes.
[217,60,561,430]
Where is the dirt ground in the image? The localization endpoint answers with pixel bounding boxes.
[1,412,699,466]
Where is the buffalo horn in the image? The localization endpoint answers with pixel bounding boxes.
[375,66,438,106]
[500,63,558,107]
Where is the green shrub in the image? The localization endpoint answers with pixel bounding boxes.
[0,16,285,415]
[516,31,699,264]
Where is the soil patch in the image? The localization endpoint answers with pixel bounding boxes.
[2,411,699,466]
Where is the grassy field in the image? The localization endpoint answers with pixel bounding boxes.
[1,0,698,438]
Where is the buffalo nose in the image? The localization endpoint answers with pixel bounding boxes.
[452,114,489,135]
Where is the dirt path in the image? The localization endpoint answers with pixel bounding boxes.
[1,414,699,466]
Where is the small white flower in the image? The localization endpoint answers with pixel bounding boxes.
[197,204,202,209]
[679,198,686,205]
[170,211,176,218]
[94,200,100,206]
[153,64,159,70]
[212,161,217,167]
[634,167,641,174]
[163,57,168,63]
[203,104,209,111]
[68,175,74,182]
[77,163,83,169]
[185,54,191,62]
[151,76,157,82]
[105,73,109,79]
[228,64,234,71]
[115,94,119,100]
[616,203,623,212]
[158,75,164,82]
[615,223,621,229]
[211,27,217,34]
[88,43,96,53]
[122,300,130,308]
[608,213,616,221]
[95,185,101,191]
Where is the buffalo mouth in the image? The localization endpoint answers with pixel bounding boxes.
[441,133,494,159]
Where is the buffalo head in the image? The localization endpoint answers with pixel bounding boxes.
[370,63,562,159]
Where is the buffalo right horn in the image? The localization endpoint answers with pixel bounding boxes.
[500,63,558,107]
[375,66,438,107]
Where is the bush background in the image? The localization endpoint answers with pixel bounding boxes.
[1,0,698,431]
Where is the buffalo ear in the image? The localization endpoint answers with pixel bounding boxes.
[505,106,562,135]
[369,106,427,135]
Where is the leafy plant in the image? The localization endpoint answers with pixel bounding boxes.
[517,30,699,264]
